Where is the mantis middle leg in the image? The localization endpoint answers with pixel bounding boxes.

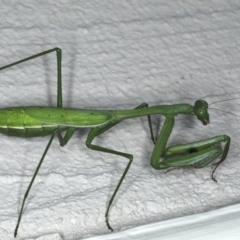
[86,102,155,231]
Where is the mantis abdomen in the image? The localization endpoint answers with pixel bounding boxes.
[0,107,112,137]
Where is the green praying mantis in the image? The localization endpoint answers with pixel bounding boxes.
[0,48,232,238]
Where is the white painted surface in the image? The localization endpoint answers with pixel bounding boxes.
[85,204,240,240]
[0,1,240,240]
[26,233,62,240]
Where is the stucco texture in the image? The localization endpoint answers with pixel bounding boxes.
[0,1,240,240]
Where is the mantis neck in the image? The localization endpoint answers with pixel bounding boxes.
[113,103,194,120]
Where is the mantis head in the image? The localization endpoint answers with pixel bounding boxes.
[194,100,209,125]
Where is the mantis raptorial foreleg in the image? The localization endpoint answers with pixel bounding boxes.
[163,135,231,181]
[150,116,230,182]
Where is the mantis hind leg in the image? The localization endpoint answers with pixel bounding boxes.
[0,48,63,107]
[14,130,59,238]
[0,49,64,237]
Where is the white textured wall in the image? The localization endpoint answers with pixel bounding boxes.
[0,1,240,240]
